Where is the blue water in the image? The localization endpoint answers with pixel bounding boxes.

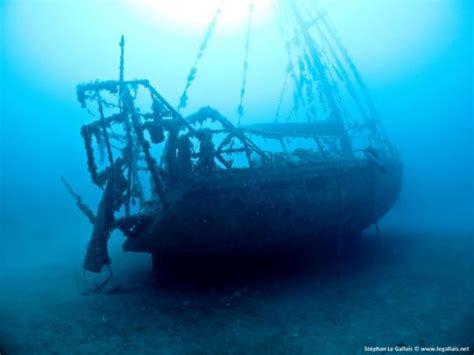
[0,1,472,353]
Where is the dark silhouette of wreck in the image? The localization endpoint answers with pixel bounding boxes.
[67,1,402,276]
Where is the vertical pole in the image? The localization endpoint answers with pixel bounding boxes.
[98,100,114,166]
[119,35,125,84]
[118,35,133,216]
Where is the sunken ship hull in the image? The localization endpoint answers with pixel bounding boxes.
[70,1,404,275]
[122,158,402,255]
[72,77,403,274]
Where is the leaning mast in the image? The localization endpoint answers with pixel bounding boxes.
[289,1,352,156]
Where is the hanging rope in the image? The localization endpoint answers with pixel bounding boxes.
[302,49,324,122]
[237,1,254,126]
[273,0,306,122]
[274,65,290,123]
[177,2,224,112]
[273,1,294,122]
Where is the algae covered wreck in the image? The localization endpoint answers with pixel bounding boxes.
[68,1,402,275]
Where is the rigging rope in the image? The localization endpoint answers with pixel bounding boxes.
[302,0,385,149]
[236,1,255,126]
[300,52,320,122]
[274,1,323,123]
[290,1,342,124]
[274,64,290,123]
[273,1,300,121]
[177,2,224,112]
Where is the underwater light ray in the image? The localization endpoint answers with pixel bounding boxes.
[135,0,273,30]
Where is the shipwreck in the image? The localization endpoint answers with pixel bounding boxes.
[67,1,402,276]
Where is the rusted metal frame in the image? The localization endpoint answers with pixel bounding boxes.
[79,88,127,188]
[194,112,252,167]
[217,130,254,168]
[242,138,254,168]
[187,131,234,170]
[313,136,329,160]
[186,107,271,166]
[123,92,169,210]
[78,79,189,135]
[191,148,247,158]
[236,131,271,165]
[218,147,249,155]
[179,130,230,170]
[131,83,271,170]
[279,138,289,154]
[130,140,146,207]
[244,127,330,160]
[144,82,197,134]
[82,160,128,273]
[195,128,229,135]
[320,135,341,157]
[80,93,122,111]
[95,94,115,167]
[81,124,106,187]
[61,177,96,224]
[119,88,135,217]
[242,128,283,140]
[215,153,233,169]
[243,127,321,141]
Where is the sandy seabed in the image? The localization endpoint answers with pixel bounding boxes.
[1,220,473,354]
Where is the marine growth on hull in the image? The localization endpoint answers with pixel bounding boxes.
[65,0,402,276]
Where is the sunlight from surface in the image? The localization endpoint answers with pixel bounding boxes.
[2,0,460,103]
[135,0,273,30]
